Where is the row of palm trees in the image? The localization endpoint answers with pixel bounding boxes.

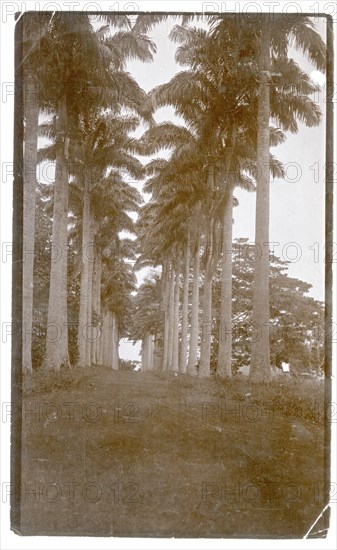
[134,15,325,380]
[22,13,325,381]
[22,12,162,372]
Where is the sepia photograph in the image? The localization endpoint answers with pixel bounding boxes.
[7,4,334,540]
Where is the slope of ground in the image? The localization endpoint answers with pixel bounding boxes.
[19,367,328,537]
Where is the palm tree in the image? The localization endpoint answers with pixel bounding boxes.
[34,13,157,370]
[129,273,163,371]
[216,129,283,378]
[250,19,272,382]
[72,112,143,367]
[171,246,181,372]
[91,248,102,365]
[40,13,106,370]
[136,121,206,373]
[38,112,143,368]
[145,58,233,378]
[248,15,325,381]
[174,16,324,379]
[187,221,201,375]
[179,229,190,373]
[101,256,137,370]
[22,13,51,372]
[94,173,141,369]
[198,165,217,377]
[40,114,143,372]
[168,21,265,377]
[152,24,253,376]
[22,37,39,373]
[134,17,324,380]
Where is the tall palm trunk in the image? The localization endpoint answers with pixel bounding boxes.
[45,96,69,370]
[97,286,103,366]
[149,334,154,370]
[199,233,214,377]
[142,334,150,371]
[111,313,119,370]
[97,319,103,365]
[141,336,148,371]
[142,334,154,371]
[77,175,92,367]
[85,211,94,367]
[91,251,101,365]
[187,233,200,375]
[107,311,113,366]
[172,249,181,373]
[161,261,169,370]
[179,233,190,373]
[217,184,234,377]
[23,73,38,373]
[250,20,272,382]
[154,333,161,370]
[217,126,236,378]
[166,264,175,370]
[102,309,110,366]
[199,165,215,377]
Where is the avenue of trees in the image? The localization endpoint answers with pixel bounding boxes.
[21,12,326,381]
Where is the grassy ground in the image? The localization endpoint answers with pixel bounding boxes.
[20,367,328,537]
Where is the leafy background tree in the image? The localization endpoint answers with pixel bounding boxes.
[212,239,324,375]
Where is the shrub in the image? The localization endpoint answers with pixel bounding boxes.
[23,364,90,396]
